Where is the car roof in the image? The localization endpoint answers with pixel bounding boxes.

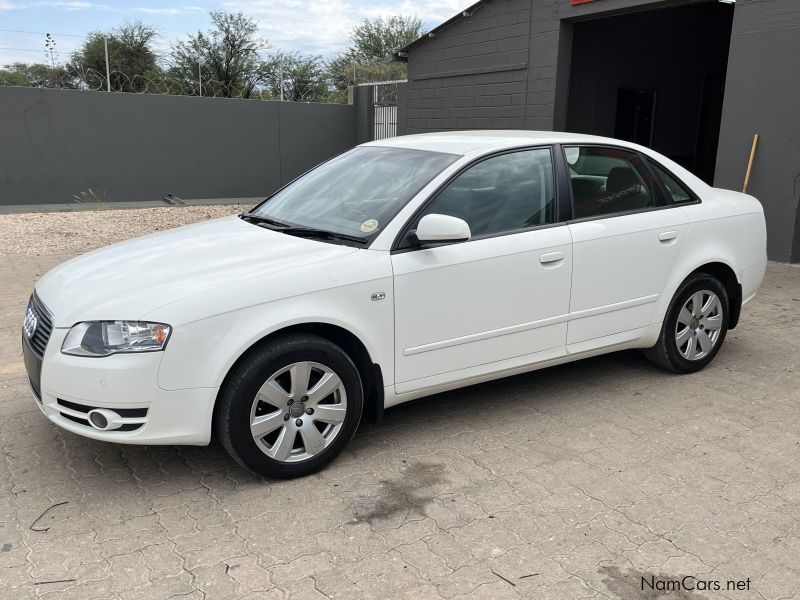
[361,130,634,155]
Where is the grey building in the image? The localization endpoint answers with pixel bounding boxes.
[395,0,800,262]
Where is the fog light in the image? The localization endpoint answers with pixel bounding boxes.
[86,408,123,431]
[88,411,108,429]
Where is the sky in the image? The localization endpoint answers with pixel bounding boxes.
[0,0,470,67]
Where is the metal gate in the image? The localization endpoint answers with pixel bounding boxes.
[372,81,402,140]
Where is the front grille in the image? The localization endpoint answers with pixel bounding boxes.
[25,292,54,358]
[55,398,148,432]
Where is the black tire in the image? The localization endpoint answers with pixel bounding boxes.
[215,333,363,479]
[643,272,730,373]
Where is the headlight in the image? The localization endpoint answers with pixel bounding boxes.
[62,321,172,357]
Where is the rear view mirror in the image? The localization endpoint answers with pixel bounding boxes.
[414,214,471,244]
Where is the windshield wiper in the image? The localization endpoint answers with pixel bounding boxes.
[240,212,367,245]
[275,226,368,245]
[238,212,290,228]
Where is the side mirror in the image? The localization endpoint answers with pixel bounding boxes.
[414,214,471,244]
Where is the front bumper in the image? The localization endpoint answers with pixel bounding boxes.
[29,328,217,445]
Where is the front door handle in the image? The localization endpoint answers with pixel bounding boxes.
[539,251,565,265]
[658,231,678,243]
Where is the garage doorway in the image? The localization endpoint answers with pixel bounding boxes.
[565,2,734,184]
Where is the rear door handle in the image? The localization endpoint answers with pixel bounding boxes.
[658,231,678,242]
[539,251,565,265]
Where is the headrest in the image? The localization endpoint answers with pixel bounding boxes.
[606,167,641,193]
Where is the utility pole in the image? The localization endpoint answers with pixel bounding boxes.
[279,66,284,101]
[198,60,202,97]
[104,36,111,92]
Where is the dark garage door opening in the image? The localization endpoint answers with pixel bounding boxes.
[565,2,734,184]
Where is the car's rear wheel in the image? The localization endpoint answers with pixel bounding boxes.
[643,273,729,373]
[216,334,363,478]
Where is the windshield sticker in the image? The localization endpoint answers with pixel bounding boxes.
[360,219,379,233]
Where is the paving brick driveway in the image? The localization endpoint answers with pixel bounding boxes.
[1,254,799,600]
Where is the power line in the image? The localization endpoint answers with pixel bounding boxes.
[0,47,46,53]
[0,29,84,38]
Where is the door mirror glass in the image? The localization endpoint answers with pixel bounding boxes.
[415,214,471,244]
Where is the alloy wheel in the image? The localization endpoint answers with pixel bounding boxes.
[675,290,723,361]
[249,361,347,462]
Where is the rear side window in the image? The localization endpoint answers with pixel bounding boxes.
[564,146,665,219]
[649,161,694,203]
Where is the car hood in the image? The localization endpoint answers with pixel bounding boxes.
[36,215,358,327]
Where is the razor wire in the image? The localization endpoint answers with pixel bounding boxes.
[0,64,394,104]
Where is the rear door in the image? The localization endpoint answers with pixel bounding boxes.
[563,145,689,352]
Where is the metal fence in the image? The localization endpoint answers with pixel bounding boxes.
[372,81,401,140]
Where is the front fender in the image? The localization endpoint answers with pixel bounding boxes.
[155,277,394,391]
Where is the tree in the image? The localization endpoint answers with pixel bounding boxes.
[0,66,31,87]
[170,11,268,98]
[66,21,160,92]
[0,62,74,88]
[329,16,423,90]
[262,52,330,102]
[350,16,423,62]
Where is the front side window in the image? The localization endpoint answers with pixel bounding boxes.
[252,146,459,240]
[650,161,694,203]
[565,146,663,219]
[416,148,556,238]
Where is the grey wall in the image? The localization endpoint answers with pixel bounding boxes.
[400,0,531,133]
[400,0,674,133]
[714,0,800,262]
[401,0,800,262]
[0,87,357,205]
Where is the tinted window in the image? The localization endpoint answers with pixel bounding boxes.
[565,146,663,219]
[253,146,459,240]
[418,148,555,238]
[650,161,694,203]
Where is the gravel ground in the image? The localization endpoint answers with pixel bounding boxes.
[0,204,248,255]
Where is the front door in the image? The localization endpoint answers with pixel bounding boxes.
[391,147,573,394]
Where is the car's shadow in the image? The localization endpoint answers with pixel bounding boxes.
[370,348,652,423]
[350,348,659,450]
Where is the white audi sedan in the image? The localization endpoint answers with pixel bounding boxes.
[23,131,767,478]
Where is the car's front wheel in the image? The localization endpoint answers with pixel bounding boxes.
[644,273,730,373]
[216,333,363,479]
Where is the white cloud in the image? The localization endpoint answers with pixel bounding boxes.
[0,0,112,10]
[136,5,204,15]
[39,1,110,9]
[222,0,469,56]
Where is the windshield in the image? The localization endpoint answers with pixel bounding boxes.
[251,146,459,240]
